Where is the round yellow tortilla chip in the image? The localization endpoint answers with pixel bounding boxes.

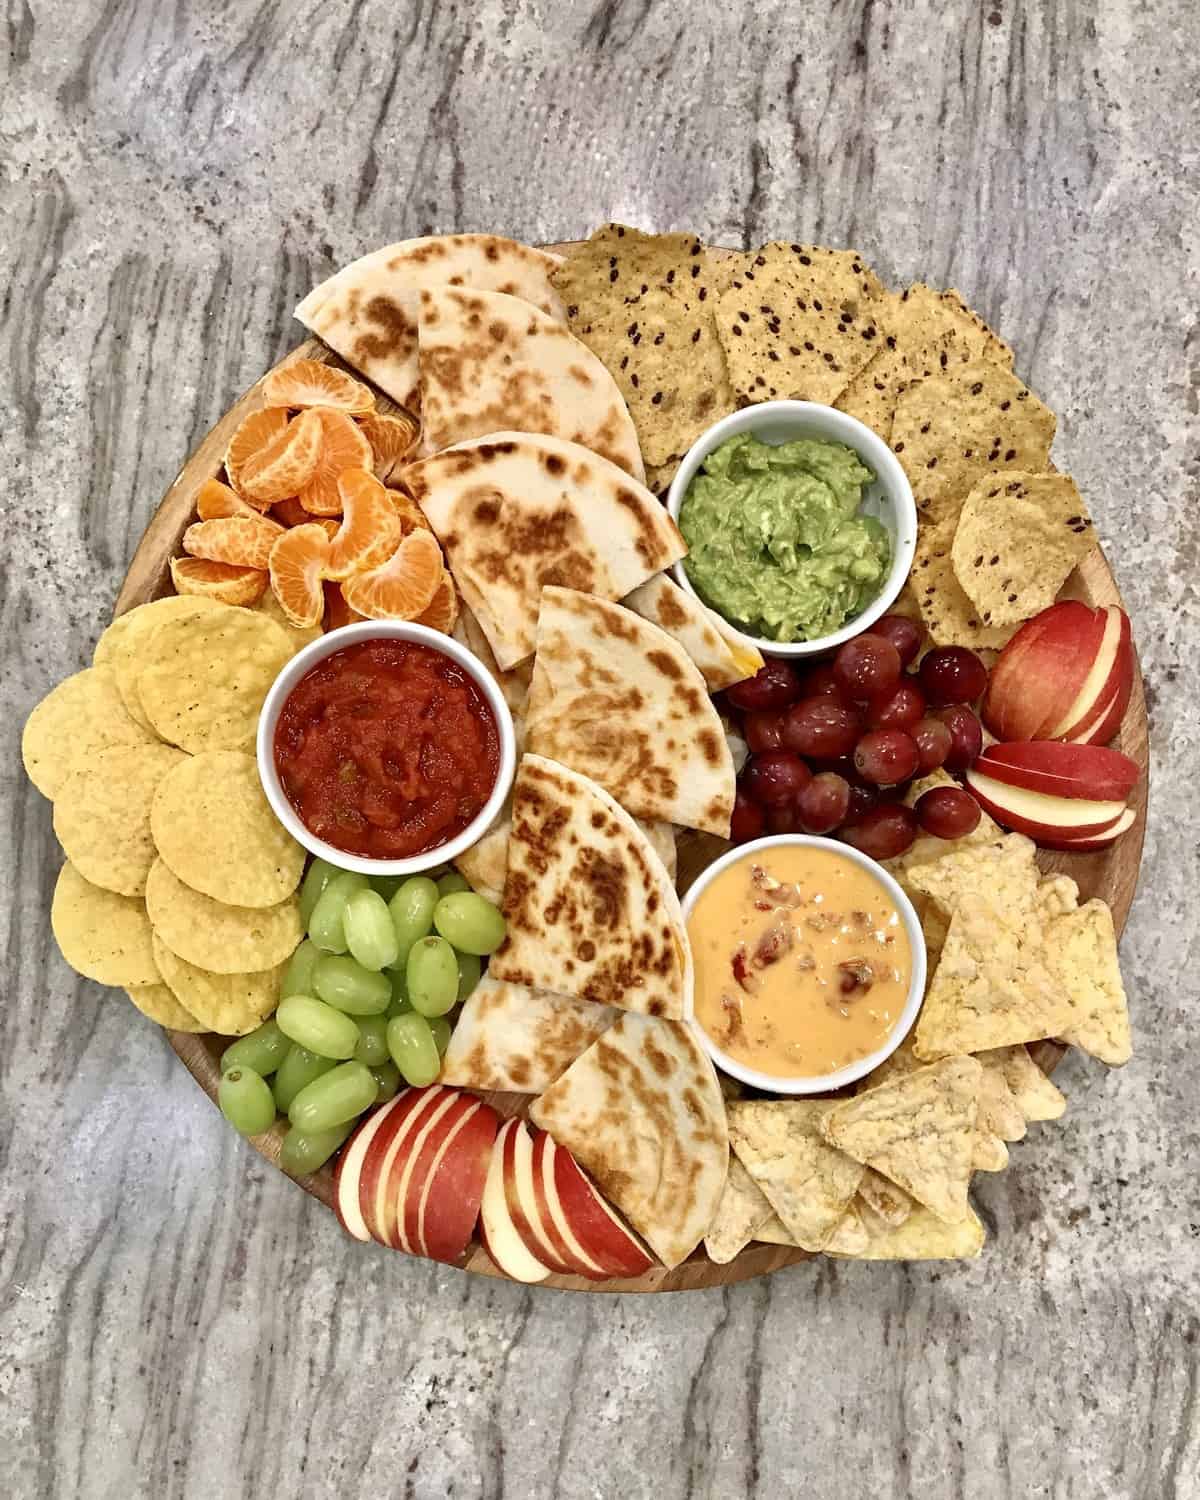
[137,606,293,754]
[50,862,161,987]
[104,596,227,729]
[152,933,283,1035]
[53,743,188,896]
[125,982,206,1033]
[145,857,303,973]
[22,666,159,801]
[151,749,304,908]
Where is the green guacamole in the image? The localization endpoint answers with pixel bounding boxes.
[679,433,890,643]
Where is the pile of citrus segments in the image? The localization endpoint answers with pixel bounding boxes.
[170,361,456,633]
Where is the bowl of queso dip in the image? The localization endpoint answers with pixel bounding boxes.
[683,836,926,1094]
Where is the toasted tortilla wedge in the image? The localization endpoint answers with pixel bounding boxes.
[622,574,762,692]
[405,433,685,669]
[415,287,644,479]
[295,234,564,411]
[833,1205,986,1261]
[529,1012,728,1268]
[525,588,735,836]
[488,756,691,1019]
[703,1155,776,1264]
[438,975,617,1094]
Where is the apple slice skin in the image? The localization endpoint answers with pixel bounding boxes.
[1034,805,1136,851]
[1069,679,1126,746]
[335,1092,409,1242]
[965,769,1127,841]
[1063,624,1133,743]
[479,1120,553,1283]
[361,1085,450,1247]
[977,742,1140,802]
[414,1100,500,1265]
[1046,607,1130,740]
[982,602,1106,741]
[388,1089,473,1251]
[503,1120,594,1276]
[546,1135,655,1278]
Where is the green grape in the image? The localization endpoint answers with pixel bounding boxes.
[343,888,400,970]
[288,1060,378,1133]
[369,1060,402,1102]
[436,870,472,898]
[387,968,412,1018]
[369,874,407,902]
[406,935,459,1017]
[455,950,482,1000]
[276,994,360,1059]
[308,871,369,953]
[299,858,340,925]
[387,877,438,968]
[428,1015,453,1056]
[219,1066,276,1136]
[353,1013,391,1066]
[279,1120,355,1176]
[220,1019,289,1077]
[272,1045,336,1112]
[312,954,391,1015]
[433,891,507,956]
[387,1012,441,1086]
[280,939,320,1001]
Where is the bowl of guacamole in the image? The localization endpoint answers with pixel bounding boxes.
[668,402,917,657]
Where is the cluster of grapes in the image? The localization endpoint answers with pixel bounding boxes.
[726,616,988,861]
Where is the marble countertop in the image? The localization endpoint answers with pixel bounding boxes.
[3,2,1198,1496]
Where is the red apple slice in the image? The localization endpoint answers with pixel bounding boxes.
[977,742,1140,803]
[388,1089,474,1252]
[1034,805,1136,851]
[504,1122,607,1278]
[335,1092,409,1242]
[480,1120,552,1283]
[412,1098,500,1264]
[982,602,1107,741]
[1046,607,1131,740]
[360,1085,449,1246]
[541,1134,655,1278]
[1068,679,1123,746]
[965,769,1127,841]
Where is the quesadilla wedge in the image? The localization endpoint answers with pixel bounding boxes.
[488,755,691,1019]
[405,433,686,669]
[525,587,735,836]
[529,1011,728,1268]
[438,975,618,1094]
[295,234,564,411]
[415,287,645,479]
[623,573,763,692]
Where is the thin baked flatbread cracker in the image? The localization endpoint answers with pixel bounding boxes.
[1045,900,1132,1066]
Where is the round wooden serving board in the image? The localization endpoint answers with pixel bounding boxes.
[115,247,1148,1293]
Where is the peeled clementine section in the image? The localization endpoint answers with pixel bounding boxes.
[196,478,265,522]
[239,409,323,503]
[323,581,367,631]
[225,408,289,503]
[411,569,459,633]
[271,495,313,528]
[263,359,375,415]
[297,408,374,516]
[359,411,419,482]
[390,488,431,535]
[324,469,404,580]
[183,516,283,572]
[269,524,330,628]
[341,528,443,620]
[170,556,268,607]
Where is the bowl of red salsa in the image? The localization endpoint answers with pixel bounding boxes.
[256,622,515,875]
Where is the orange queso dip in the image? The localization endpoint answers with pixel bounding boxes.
[689,844,913,1080]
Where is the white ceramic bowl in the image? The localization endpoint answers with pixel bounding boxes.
[681,834,927,1096]
[256,621,516,877]
[667,401,917,659]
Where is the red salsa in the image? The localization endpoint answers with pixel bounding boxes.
[273,638,501,860]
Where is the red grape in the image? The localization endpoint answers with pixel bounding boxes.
[872,613,924,668]
[840,804,919,860]
[934,705,984,771]
[796,772,851,834]
[766,803,803,834]
[853,729,920,787]
[730,788,766,844]
[915,786,982,840]
[726,660,802,713]
[743,709,787,753]
[911,717,953,774]
[741,750,812,807]
[866,680,926,731]
[832,633,902,702]
[782,696,860,758]
[918,646,989,707]
[797,662,847,700]
[845,782,880,823]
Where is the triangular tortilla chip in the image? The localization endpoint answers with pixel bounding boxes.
[1035,874,1080,920]
[728,1100,865,1252]
[905,834,1040,922]
[857,1166,914,1228]
[821,1056,982,1223]
[754,1214,795,1246]
[971,1134,1010,1173]
[623,573,762,693]
[979,1044,1067,1122]
[833,1205,986,1261]
[1046,900,1132,1066]
[824,1204,870,1256]
[703,1156,775,1264]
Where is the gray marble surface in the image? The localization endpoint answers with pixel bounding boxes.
[2,2,1198,1496]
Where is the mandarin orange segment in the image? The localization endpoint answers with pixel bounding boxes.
[389,488,432,535]
[297,407,374,516]
[314,518,340,539]
[359,411,419,482]
[269,523,330,629]
[239,408,324,503]
[263,359,375,415]
[341,527,443,621]
[225,408,289,504]
[324,468,405,581]
[183,516,283,572]
[271,495,313,528]
[196,477,265,522]
[323,581,367,631]
[410,568,459,634]
[170,556,268,607]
